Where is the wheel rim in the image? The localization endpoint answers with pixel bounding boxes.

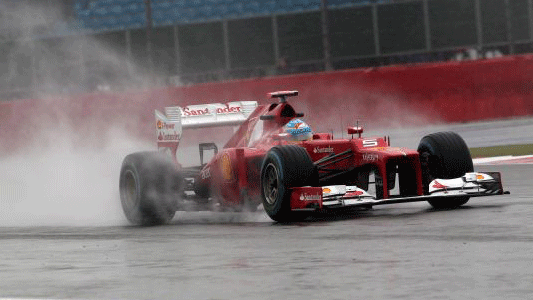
[263,163,279,205]
[123,170,139,209]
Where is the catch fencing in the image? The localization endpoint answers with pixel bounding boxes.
[1,54,532,153]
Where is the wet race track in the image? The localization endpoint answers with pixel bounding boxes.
[1,120,533,299]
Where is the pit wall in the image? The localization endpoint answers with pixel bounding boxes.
[1,54,533,153]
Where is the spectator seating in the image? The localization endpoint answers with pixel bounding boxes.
[73,0,390,32]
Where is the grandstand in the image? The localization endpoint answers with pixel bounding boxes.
[0,0,531,99]
[73,0,387,31]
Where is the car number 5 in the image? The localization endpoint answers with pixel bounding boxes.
[363,139,378,147]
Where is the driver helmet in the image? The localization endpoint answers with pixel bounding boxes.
[283,118,313,141]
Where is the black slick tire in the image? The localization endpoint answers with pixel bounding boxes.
[119,151,182,225]
[260,145,318,222]
[417,131,474,209]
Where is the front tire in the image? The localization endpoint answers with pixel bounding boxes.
[417,131,474,209]
[260,145,318,222]
[119,151,182,225]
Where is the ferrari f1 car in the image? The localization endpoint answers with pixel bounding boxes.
[119,91,509,225]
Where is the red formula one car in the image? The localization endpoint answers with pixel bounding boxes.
[119,91,509,225]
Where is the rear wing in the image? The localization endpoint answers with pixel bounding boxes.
[155,101,258,155]
[178,101,258,129]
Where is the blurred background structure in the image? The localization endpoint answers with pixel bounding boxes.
[0,0,531,99]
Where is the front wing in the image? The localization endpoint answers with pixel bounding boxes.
[290,172,509,211]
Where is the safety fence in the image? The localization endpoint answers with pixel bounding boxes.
[1,54,532,153]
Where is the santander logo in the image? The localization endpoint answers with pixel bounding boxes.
[183,107,209,116]
[215,104,241,114]
[432,181,447,189]
[313,146,334,154]
[299,194,321,201]
[182,104,242,116]
[344,191,364,198]
[158,132,179,141]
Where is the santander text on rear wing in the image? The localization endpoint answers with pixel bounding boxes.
[155,101,258,155]
[178,101,258,129]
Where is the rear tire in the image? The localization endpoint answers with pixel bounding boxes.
[119,151,182,225]
[417,131,473,209]
[260,145,318,222]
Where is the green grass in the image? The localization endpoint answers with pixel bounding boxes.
[469,144,533,158]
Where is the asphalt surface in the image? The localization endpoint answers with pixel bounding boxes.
[0,166,531,299]
[366,116,533,149]
[1,119,533,300]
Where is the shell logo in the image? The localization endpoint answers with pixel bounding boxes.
[220,153,233,181]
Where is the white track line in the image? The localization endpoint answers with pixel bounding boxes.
[473,155,533,165]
